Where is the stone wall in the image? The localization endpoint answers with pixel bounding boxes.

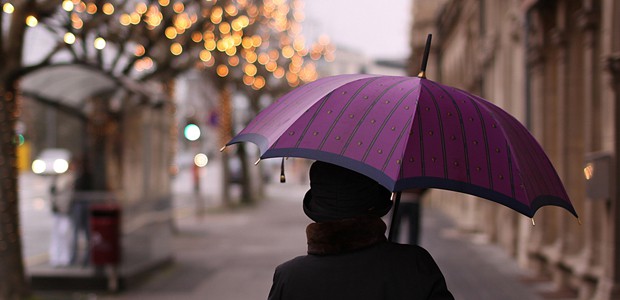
[409,0,620,298]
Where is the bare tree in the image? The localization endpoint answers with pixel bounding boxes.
[0,0,331,297]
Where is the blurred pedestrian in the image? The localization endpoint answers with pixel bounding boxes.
[69,155,93,266]
[48,164,76,267]
[268,161,453,300]
[392,188,429,245]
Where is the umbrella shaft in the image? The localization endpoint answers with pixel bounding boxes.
[388,192,402,242]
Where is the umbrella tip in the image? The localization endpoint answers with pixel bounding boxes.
[418,34,432,78]
[255,158,261,165]
[531,218,536,226]
[280,157,286,183]
[577,217,583,226]
[219,146,227,152]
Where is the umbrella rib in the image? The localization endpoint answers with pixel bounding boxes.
[427,81,472,183]
[373,85,420,170]
[252,75,372,134]
[506,141,517,199]
[246,81,312,133]
[318,78,381,150]
[417,108,426,176]
[469,98,494,190]
[353,78,412,159]
[421,84,449,179]
[290,91,336,149]
[383,117,414,172]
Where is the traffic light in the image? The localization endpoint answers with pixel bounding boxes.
[183,119,201,141]
[14,134,25,146]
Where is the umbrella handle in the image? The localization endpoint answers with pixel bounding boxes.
[388,191,402,242]
[417,34,432,78]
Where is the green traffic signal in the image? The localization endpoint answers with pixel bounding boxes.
[184,123,201,141]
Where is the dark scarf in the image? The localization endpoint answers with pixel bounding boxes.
[306,216,387,255]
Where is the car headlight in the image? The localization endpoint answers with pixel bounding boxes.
[32,159,46,174]
[53,159,69,174]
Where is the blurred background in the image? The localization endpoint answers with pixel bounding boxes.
[1,0,619,299]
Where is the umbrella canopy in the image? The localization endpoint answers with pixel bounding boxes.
[227,74,578,219]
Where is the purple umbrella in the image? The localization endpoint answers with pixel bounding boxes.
[226,36,578,226]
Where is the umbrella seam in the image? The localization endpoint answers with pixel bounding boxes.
[318,78,381,151]
[252,74,374,134]
[245,79,311,132]
[355,78,414,160]
[383,117,414,173]
[289,91,335,149]
[421,84,449,179]
[417,108,426,176]
[427,80,472,183]
[506,141,517,199]
[468,97,494,190]
[343,78,412,157]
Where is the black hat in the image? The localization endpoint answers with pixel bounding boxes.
[303,161,392,222]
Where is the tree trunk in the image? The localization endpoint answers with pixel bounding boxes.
[248,94,266,198]
[0,85,30,299]
[237,142,253,204]
[218,85,232,205]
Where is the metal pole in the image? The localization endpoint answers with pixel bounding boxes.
[388,191,402,242]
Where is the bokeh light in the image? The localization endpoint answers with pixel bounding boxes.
[194,153,209,167]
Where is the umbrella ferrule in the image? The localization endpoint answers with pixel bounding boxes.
[280,157,286,183]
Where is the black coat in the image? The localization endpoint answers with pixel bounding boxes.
[268,217,453,300]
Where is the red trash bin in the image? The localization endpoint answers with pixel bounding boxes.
[90,203,121,265]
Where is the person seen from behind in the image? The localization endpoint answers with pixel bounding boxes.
[268,161,453,300]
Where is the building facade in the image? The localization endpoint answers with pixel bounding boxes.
[409,0,620,299]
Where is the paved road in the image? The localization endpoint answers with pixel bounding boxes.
[93,182,547,300]
[30,160,561,300]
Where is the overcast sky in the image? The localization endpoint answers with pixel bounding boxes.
[302,0,412,60]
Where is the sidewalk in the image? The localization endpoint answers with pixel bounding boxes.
[37,180,561,300]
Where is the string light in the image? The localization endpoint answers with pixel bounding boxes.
[25,16,38,27]
[173,2,184,13]
[119,14,131,26]
[62,0,74,12]
[165,27,178,39]
[9,0,330,96]
[170,43,183,55]
[94,37,106,49]
[102,3,114,15]
[2,3,14,14]
[86,3,97,14]
[199,50,212,62]
[135,45,146,56]
[64,32,76,44]
[136,3,147,14]
[216,65,229,77]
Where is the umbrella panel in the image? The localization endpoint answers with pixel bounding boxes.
[229,74,577,218]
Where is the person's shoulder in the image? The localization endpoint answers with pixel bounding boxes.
[275,255,311,272]
[381,241,427,252]
[378,242,436,262]
[380,242,444,274]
